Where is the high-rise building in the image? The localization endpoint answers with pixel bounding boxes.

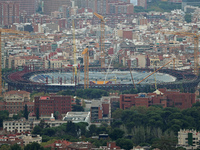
[0,0,36,16]
[88,0,96,12]
[43,0,71,15]
[96,0,108,14]
[137,0,147,9]
[108,2,134,14]
[0,1,20,26]
[19,0,36,15]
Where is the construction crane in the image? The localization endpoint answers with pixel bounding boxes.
[82,47,89,89]
[163,31,200,75]
[0,29,28,96]
[94,12,105,68]
[137,58,175,84]
[72,20,77,87]
[129,66,136,89]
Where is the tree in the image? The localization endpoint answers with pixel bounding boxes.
[88,124,97,136]
[54,111,60,120]
[0,110,9,127]
[116,138,133,150]
[0,145,10,150]
[32,126,42,134]
[24,104,28,120]
[151,136,177,150]
[72,105,84,112]
[24,142,44,150]
[185,13,192,23]
[109,128,124,140]
[36,107,40,120]
[10,144,22,150]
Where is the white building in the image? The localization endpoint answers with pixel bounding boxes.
[178,129,200,150]
[3,120,32,133]
[63,112,90,124]
[17,134,42,145]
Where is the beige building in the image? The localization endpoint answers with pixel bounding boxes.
[49,59,63,69]
[135,54,146,68]
[17,134,42,145]
[178,129,200,150]
[7,55,26,69]
[2,90,33,116]
[4,90,30,102]
[3,120,68,133]
[3,120,32,133]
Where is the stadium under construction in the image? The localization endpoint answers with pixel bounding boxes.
[3,66,200,93]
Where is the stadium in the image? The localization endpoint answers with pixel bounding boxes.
[3,66,199,93]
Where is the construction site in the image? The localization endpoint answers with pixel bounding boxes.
[1,11,200,94]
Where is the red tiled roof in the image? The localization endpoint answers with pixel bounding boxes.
[5,90,30,95]
[40,96,50,100]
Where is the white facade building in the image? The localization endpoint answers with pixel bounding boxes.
[178,129,200,150]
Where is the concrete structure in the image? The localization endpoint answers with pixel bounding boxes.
[67,142,95,150]
[17,134,42,145]
[90,99,112,126]
[120,89,196,110]
[4,119,68,133]
[3,120,32,133]
[34,94,72,118]
[63,112,91,124]
[178,129,200,150]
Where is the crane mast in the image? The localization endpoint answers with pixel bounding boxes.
[94,12,105,68]
[72,20,77,86]
[82,48,89,89]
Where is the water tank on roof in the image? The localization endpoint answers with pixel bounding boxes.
[139,94,145,97]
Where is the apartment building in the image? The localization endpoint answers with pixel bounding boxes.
[0,1,20,26]
[178,129,200,150]
[43,0,71,15]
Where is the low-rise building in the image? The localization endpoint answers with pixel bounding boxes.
[3,120,32,133]
[0,135,23,147]
[63,112,90,124]
[3,120,68,133]
[17,134,42,145]
[1,90,34,115]
[120,89,195,110]
[34,94,72,118]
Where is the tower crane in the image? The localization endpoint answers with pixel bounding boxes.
[82,47,89,89]
[94,12,105,68]
[0,29,28,96]
[162,31,200,75]
[137,58,175,84]
[72,20,77,87]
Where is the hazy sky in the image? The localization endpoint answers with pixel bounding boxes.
[130,0,137,5]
